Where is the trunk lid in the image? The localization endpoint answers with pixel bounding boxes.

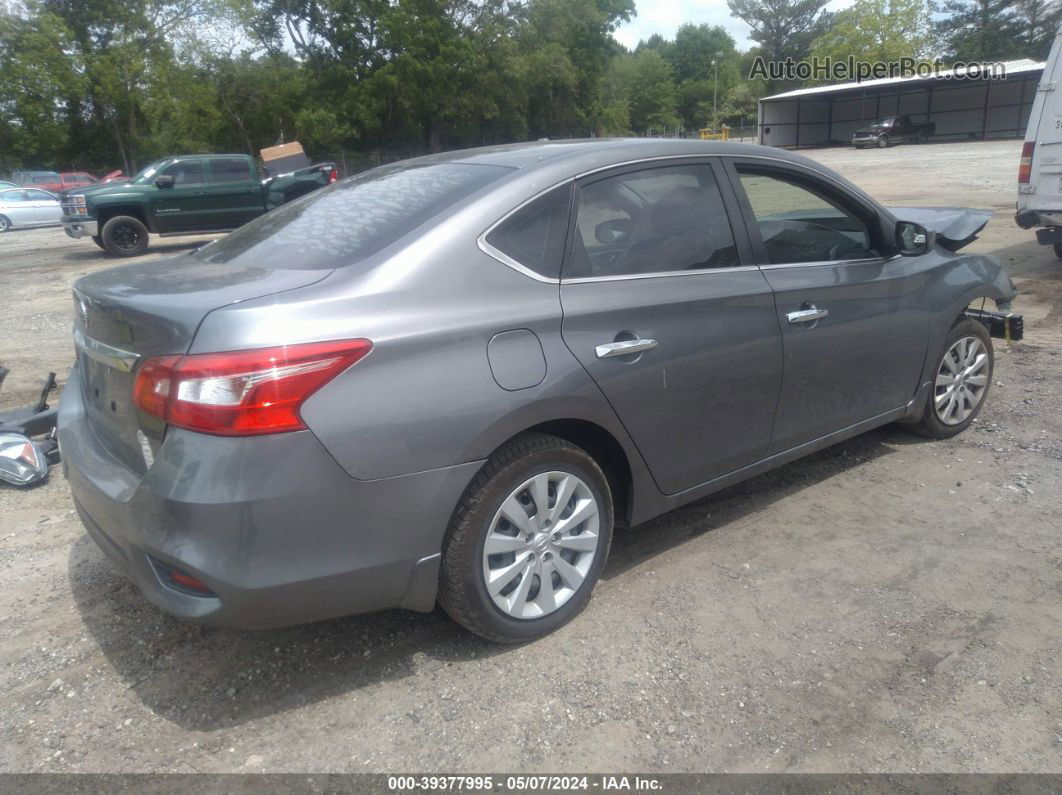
[72,254,332,474]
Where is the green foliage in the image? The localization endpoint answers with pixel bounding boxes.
[0,0,1049,174]
[811,0,934,65]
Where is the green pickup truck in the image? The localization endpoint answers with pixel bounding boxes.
[60,153,337,257]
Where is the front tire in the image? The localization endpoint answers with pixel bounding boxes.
[877,134,889,148]
[0,215,10,232]
[100,215,149,257]
[908,318,993,439]
[438,433,613,643]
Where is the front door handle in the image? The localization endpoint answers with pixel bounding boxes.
[786,306,829,324]
[595,338,657,358]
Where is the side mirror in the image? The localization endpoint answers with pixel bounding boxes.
[595,218,631,245]
[154,175,175,189]
[895,221,930,256]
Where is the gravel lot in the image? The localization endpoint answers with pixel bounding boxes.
[1,140,1059,774]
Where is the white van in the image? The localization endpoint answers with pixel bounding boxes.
[1017,31,1062,256]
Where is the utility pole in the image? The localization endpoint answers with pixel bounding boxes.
[713,51,724,121]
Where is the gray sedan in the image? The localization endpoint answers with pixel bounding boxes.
[58,140,1017,642]
[0,187,61,231]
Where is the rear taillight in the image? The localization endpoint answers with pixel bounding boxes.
[327,167,338,184]
[132,339,372,436]
[1019,141,1035,184]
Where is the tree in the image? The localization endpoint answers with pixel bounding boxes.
[727,0,831,67]
[935,0,1027,62]
[1015,0,1062,59]
[626,49,679,133]
[811,0,934,66]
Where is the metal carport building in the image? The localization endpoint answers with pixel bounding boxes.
[758,59,1044,148]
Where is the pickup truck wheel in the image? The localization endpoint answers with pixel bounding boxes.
[877,134,889,148]
[91,235,105,250]
[438,433,613,643]
[1052,240,1062,259]
[101,216,148,257]
[0,215,10,232]
[907,319,993,439]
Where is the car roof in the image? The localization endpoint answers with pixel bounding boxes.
[405,138,822,173]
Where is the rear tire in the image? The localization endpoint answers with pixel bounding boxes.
[1052,240,1062,260]
[907,319,993,439]
[101,215,149,257]
[91,235,105,250]
[0,215,10,232]
[438,433,613,643]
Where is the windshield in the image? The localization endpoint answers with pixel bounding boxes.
[869,118,895,128]
[193,161,514,269]
[131,159,169,184]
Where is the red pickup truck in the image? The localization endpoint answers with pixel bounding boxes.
[18,171,98,193]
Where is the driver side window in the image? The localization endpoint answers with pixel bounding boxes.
[568,163,739,278]
[160,160,205,186]
[736,168,877,264]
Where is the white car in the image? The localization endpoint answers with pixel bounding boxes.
[0,187,62,232]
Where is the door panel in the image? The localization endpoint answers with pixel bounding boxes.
[560,160,782,495]
[201,158,262,227]
[727,160,930,453]
[760,258,929,451]
[0,190,34,226]
[25,190,61,224]
[151,159,208,232]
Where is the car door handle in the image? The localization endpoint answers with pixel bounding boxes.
[786,306,829,324]
[595,338,657,358]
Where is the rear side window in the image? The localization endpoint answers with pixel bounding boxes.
[195,162,513,269]
[25,190,54,200]
[484,185,571,278]
[210,158,252,184]
[1,190,25,202]
[566,163,739,278]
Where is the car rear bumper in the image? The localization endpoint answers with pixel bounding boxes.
[58,364,484,629]
[62,217,98,239]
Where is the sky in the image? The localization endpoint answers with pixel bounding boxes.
[613,0,856,52]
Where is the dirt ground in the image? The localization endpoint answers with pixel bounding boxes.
[0,140,1059,774]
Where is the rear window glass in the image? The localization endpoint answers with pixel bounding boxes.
[195,162,513,269]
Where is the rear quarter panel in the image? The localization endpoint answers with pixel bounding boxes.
[189,211,649,484]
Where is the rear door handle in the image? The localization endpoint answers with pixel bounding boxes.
[595,338,657,358]
[786,306,828,324]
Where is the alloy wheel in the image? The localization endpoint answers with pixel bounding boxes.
[113,223,142,251]
[0,216,9,232]
[934,335,989,425]
[482,470,601,620]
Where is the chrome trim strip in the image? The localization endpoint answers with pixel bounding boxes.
[758,255,900,271]
[564,264,761,284]
[73,327,139,373]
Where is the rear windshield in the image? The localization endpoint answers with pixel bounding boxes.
[194,161,513,269]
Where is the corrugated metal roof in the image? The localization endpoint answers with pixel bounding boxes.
[761,59,1044,102]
